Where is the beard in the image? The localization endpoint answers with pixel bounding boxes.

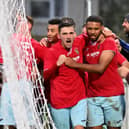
[88,32,102,42]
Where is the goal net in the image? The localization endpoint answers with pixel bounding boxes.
[0,0,56,129]
[122,79,129,129]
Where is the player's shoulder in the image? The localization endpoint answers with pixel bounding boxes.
[103,37,116,46]
[104,37,115,42]
[31,38,39,44]
[75,33,88,40]
[50,40,61,50]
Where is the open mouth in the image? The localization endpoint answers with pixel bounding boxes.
[90,35,96,38]
[47,37,53,41]
[90,35,97,39]
[47,37,52,39]
[66,39,71,43]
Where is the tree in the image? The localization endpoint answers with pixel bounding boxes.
[99,0,129,40]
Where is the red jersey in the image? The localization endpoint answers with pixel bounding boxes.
[32,39,57,103]
[31,38,48,63]
[84,38,124,97]
[74,34,89,91]
[44,40,86,109]
[117,51,127,66]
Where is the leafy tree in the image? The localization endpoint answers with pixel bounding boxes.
[99,0,129,40]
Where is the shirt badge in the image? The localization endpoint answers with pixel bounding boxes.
[97,44,100,49]
[74,48,79,55]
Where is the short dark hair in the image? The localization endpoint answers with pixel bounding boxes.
[48,18,61,25]
[59,17,76,32]
[86,15,104,25]
[124,13,129,22]
[26,16,34,26]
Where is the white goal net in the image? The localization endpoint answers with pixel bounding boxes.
[0,0,56,129]
[122,79,129,129]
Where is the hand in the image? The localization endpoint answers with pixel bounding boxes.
[97,34,105,43]
[118,66,129,78]
[40,37,48,47]
[57,55,66,66]
[102,27,116,39]
[65,57,77,68]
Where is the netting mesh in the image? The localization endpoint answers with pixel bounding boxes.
[122,79,129,129]
[0,0,56,129]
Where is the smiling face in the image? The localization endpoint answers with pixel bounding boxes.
[86,21,104,42]
[47,24,59,43]
[122,19,129,34]
[59,26,76,50]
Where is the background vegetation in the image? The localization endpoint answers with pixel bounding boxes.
[99,0,129,40]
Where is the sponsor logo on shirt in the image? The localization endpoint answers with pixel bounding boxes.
[72,48,80,61]
[74,48,79,55]
[87,51,100,57]
[72,56,80,61]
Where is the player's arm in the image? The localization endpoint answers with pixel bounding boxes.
[118,66,129,78]
[117,57,129,83]
[118,65,129,84]
[43,50,58,80]
[102,27,129,52]
[65,50,115,74]
[121,60,129,68]
[119,39,129,52]
[102,27,117,38]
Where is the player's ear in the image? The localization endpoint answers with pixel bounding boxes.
[101,25,104,31]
